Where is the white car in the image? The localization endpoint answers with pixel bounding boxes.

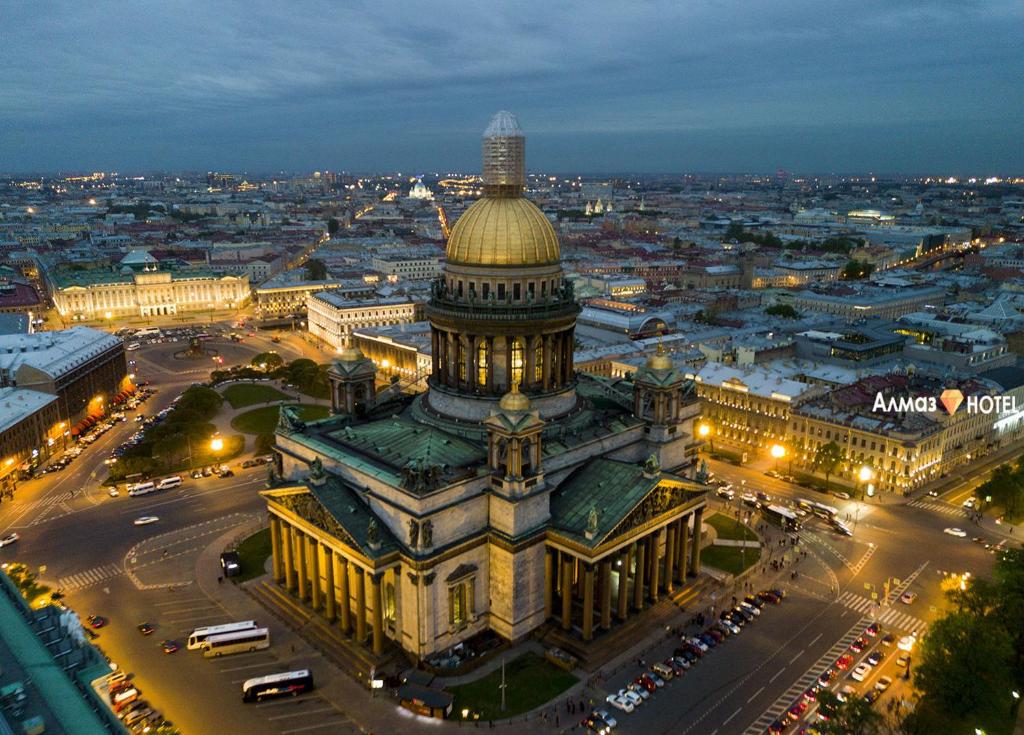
[944,527,967,538]
[739,601,761,617]
[850,663,872,682]
[133,516,160,526]
[0,533,19,548]
[108,488,120,498]
[593,708,618,729]
[687,637,709,652]
[627,683,650,701]
[962,497,977,509]
[605,693,634,713]
[898,635,916,652]
[875,676,893,692]
[900,591,917,604]
[619,688,643,707]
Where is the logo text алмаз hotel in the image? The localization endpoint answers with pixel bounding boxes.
[873,388,1015,416]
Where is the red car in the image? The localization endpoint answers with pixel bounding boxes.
[786,701,808,723]
[865,622,880,637]
[836,653,853,670]
[850,637,868,653]
[87,615,107,629]
[802,687,818,703]
[635,674,657,693]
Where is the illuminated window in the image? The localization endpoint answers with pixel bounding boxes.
[448,578,475,629]
[477,341,488,386]
[510,338,523,387]
[534,342,543,383]
[457,340,466,381]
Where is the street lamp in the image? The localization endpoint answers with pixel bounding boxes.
[698,423,714,455]
[770,443,785,472]
[210,436,224,453]
[858,465,874,501]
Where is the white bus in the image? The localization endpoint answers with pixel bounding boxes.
[187,620,259,650]
[135,327,161,338]
[157,476,182,490]
[202,627,270,658]
[242,670,314,703]
[796,498,838,520]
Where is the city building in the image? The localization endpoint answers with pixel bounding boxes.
[0,387,59,494]
[787,285,946,321]
[254,274,376,324]
[688,362,823,459]
[350,321,433,383]
[261,112,707,665]
[306,292,423,351]
[47,252,250,321]
[370,255,441,281]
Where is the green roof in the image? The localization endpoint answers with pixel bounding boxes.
[328,418,485,471]
[550,459,705,548]
[312,478,401,558]
[49,266,240,289]
[0,575,115,735]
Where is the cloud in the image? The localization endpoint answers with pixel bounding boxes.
[0,0,1021,171]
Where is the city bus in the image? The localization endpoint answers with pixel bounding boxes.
[763,504,801,532]
[242,670,314,703]
[187,620,259,650]
[202,627,270,658]
[796,498,838,520]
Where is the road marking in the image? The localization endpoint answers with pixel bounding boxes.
[56,563,124,591]
[722,707,743,725]
[769,670,784,683]
[218,661,277,673]
[280,722,350,734]
[154,597,209,607]
[808,633,822,646]
[788,649,805,665]
[746,687,764,704]
[268,707,341,721]
[164,613,227,624]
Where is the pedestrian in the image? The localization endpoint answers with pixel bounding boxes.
[555,715,559,727]
[290,643,295,654]
[217,576,223,584]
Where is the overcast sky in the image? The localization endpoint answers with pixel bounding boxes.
[2,1,1021,175]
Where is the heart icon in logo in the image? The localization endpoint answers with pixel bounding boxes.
[939,389,964,415]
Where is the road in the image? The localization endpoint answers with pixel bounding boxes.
[599,457,1006,735]
[0,333,349,735]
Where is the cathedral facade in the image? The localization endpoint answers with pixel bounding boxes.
[262,112,707,663]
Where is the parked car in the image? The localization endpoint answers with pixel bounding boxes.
[0,532,20,548]
[850,663,872,682]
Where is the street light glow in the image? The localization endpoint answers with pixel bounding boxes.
[698,423,711,438]
[210,437,224,452]
[858,465,873,483]
[770,444,785,459]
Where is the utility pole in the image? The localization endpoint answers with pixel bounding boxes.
[499,657,507,713]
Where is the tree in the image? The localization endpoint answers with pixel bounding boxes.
[765,303,799,319]
[813,441,844,490]
[250,352,284,370]
[327,217,340,236]
[816,691,886,735]
[843,259,876,280]
[978,463,1024,521]
[305,258,328,281]
[914,610,1014,723]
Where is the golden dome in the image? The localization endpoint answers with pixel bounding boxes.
[446,197,560,267]
[498,382,531,412]
[338,343,364,362]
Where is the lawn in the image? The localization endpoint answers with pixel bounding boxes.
[707,514,757,543]
[700,545,762,576]
[233,528,272,583]
[447,652,578,720]
[221,383,291,409]
[230,404,330,435]
[792,470,857,495]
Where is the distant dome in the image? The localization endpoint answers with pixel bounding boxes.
[646,344,673,371]
[498,382,530,412]
[446,197,560,267]
[337,343,364,362]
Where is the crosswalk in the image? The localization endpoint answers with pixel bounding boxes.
[743,618,868,735]
[849,545,875,576]
[907,499,966,517]
[57,563,124,592]
[836,591,927,633]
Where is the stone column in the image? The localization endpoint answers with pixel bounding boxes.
[649,530,662,603]
[308,537,321,611]
[664,525,676,595]
[505,336,514,391]
[544,549,554,620]
[282,523,296,592]
[269,516,283,583]
[371,573,384,655]
[599,558,612,630]
[582,564,595,641]
[355,566,367,644]
[525,335,536,391]
[431,328,439,378]
[689,508,704,576]
[633,541,646,611]
[296,530,308,601]
[338,556,351,633]
[542,335,552,391]
[323,547,337,622]
[677,518,690,584]
[466,336,477,389]
[561,555,573,631]
[486,337,495,394]
[617,548,630,620]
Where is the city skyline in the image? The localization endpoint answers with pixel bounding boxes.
[2,1,1022,174]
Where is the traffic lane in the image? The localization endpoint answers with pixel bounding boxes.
[71,580,286,735]
[611,591,841,735]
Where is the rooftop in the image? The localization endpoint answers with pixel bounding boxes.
[0,387,57,434]
[0,327,121,382]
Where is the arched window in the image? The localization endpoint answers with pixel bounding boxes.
[477,341,488,386]
[510,338,523,387]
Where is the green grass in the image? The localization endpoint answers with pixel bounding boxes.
[707,514,757,542]
[221,383,291,409]
[792,470,857,495]
[105,433,245,483]
[230,404,330,435]
[700,545,762,576]
[233,528,272,583]
[447,652,578,720]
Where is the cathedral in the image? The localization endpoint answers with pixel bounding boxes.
[261,112,708,663]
